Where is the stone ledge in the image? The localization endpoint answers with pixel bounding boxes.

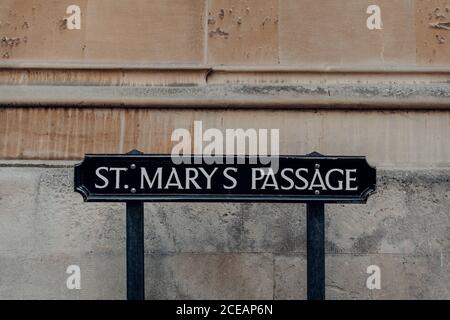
[1,82,450,109]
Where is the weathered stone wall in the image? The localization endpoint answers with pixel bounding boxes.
[0,0,450,300]
[0,164,449,299]
[1,0,450,66]
[0,109,449,164]
[0,108,449,299]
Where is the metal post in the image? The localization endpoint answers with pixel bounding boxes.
[126,201,145,300]
[307,202,325,300]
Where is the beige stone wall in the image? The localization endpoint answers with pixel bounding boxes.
[1,0,450,66]
[0,1,449,300]
[0,108,449,167]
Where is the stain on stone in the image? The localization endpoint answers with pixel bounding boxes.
[219,9,225,19]
[59,18,68,30]
[325,240,345,254]
[436,34,446,44]
[208,14,216,25]
[352,228,386,253]
[262,16,271,27]
[209,27,229,39]
[430,7,447,19]
[1,36,21,47]
[235,84,330,96]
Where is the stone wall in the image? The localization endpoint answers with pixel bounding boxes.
[0,0,449,300]
[1,0,450,65]
[0,164,449,299]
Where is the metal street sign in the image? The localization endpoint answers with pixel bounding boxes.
[74,151,376,301]
[74,154,376,203]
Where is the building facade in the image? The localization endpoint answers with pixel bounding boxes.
[0,0,449,299]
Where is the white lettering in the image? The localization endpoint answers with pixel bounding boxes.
[252,168,265,189]
[110,167,127,189]
[309,169,326,190]
[223,167,238,189]
[261,168,279,190]
[66,265,81,289]
[280,168,295,190]
[346,169,358,191]
[198,167,218,189]
[366,265,381,289]
[171,128,191,164]
[66,5,81,30]
[367,5,382,30]
[295,168,309,190]
[95,167,109,189]
[185,168,201,190]
[141,167,162,189]
[164,168,183,189]
[325,169,344,191]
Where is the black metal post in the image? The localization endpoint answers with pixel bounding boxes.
[307,202,325,300]
[126,201,145,300]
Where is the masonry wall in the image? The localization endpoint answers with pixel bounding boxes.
[0,0,450,300]
[1,0,450,66]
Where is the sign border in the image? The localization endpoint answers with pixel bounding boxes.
[74,154,376,204]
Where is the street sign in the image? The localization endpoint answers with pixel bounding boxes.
[74,151,376,301]
[74,153,376,203]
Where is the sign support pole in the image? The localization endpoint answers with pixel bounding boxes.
[306,202,325,300]
[125,149,145,300]
[126,201,145,300]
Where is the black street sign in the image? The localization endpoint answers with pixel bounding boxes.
[74,151,376,301]
[74,153,376,203]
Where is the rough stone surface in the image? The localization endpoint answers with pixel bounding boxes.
[327,170,450,255]
[326,253,450,300]
[145,253,274,300]
[0,0,205,63]
[144,202,242,253]
[0,251,125,299]
[1,0,449,66]
[207,0,279,65]
[0,166,449,299]
[275,253,450,300]
[279,0,416,65]
[274,254,307,299]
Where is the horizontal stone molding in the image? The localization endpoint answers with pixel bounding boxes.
[0,85,450,110]
[0,65,450,109]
